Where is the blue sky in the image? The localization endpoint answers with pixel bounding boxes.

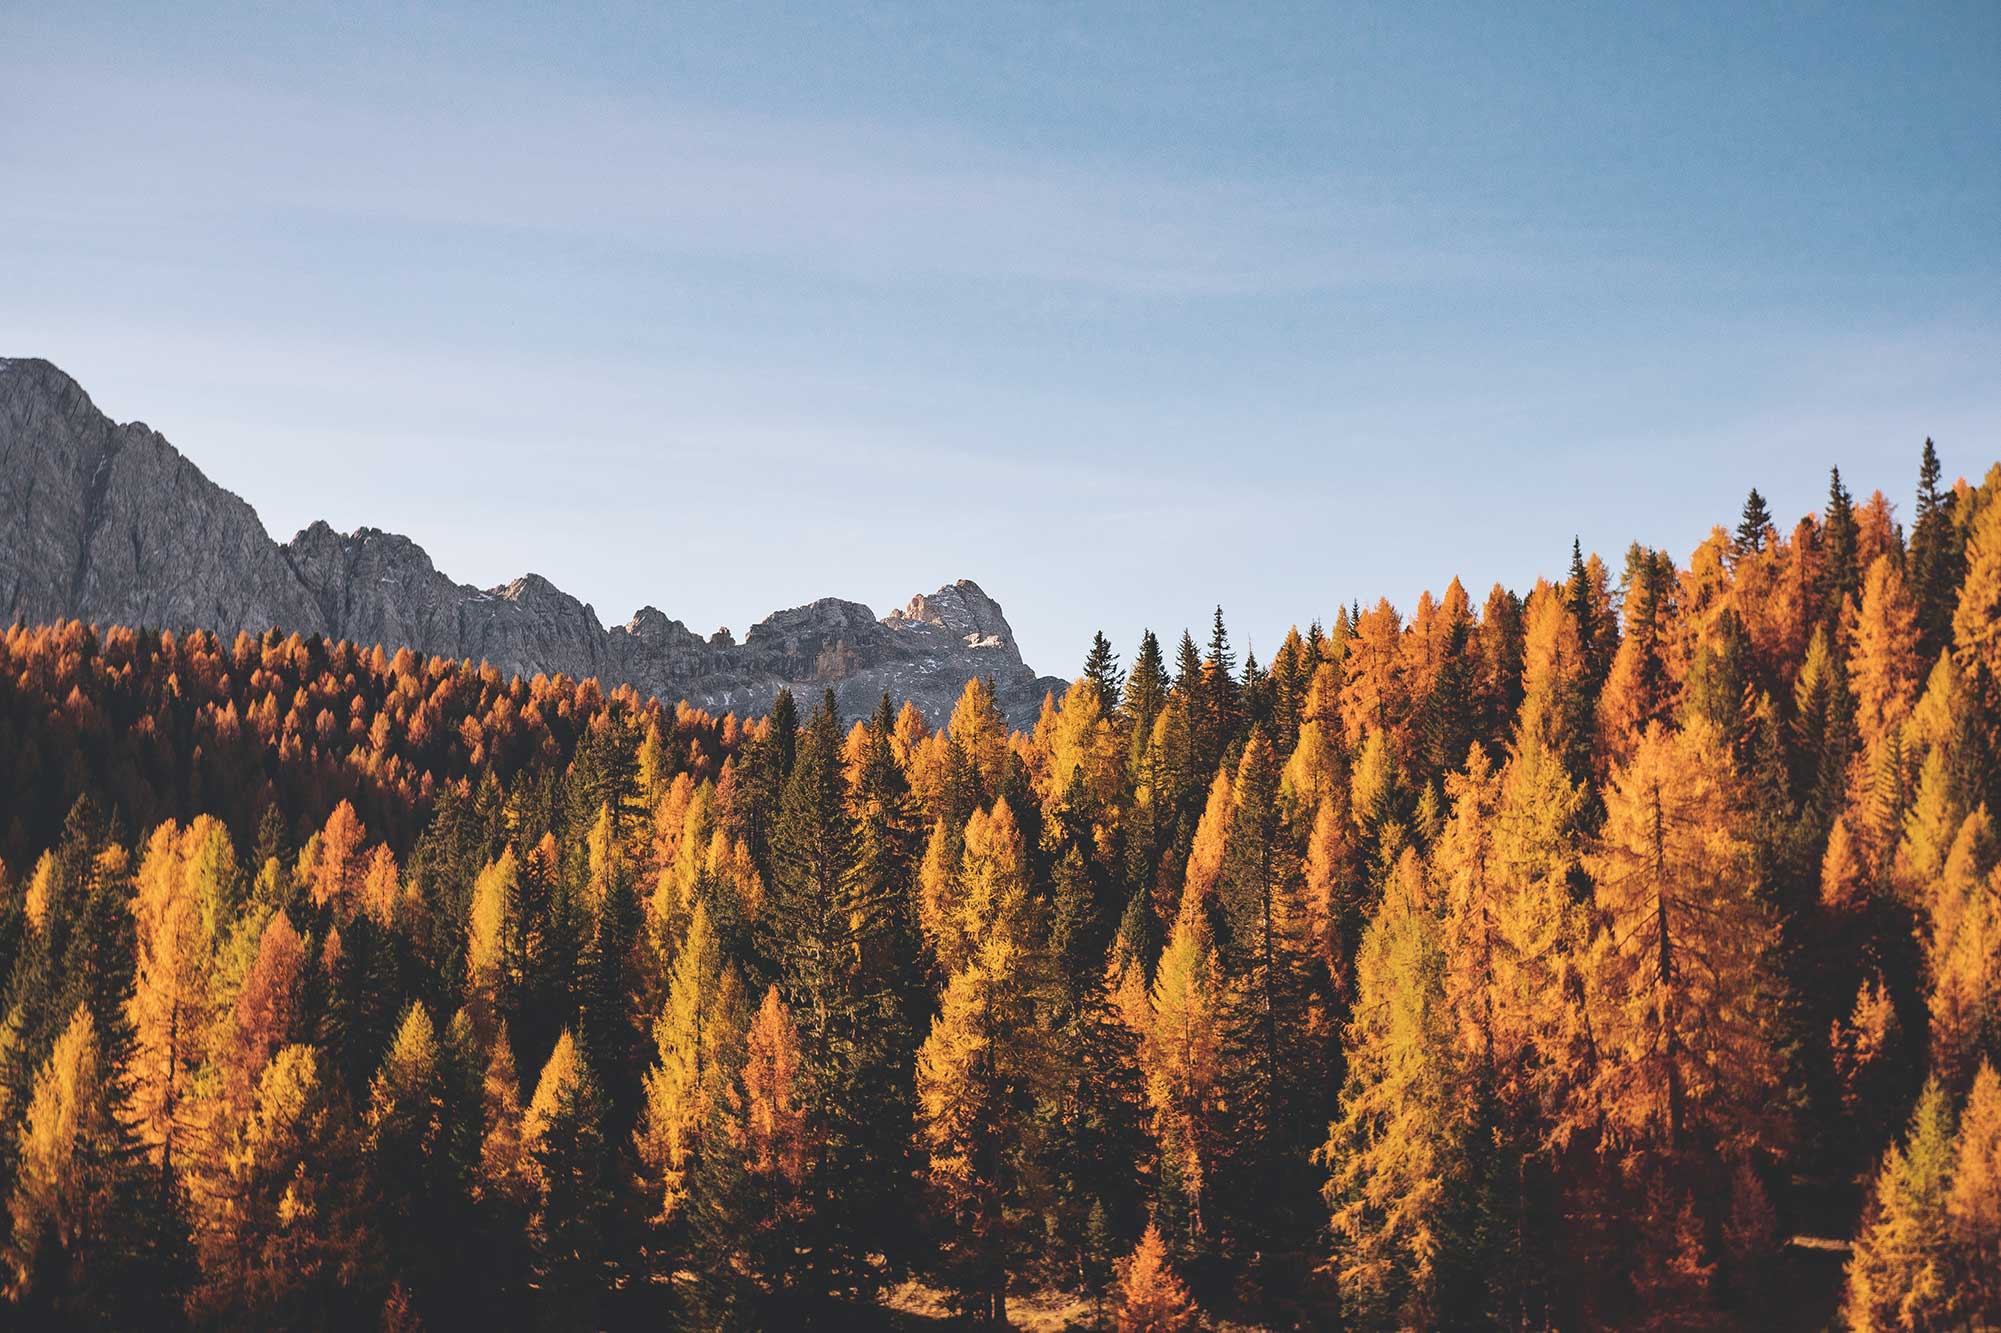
[3,4,1996,676]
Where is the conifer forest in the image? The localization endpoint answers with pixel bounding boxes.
[4,444,2001,1331]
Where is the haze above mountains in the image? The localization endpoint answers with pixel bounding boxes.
[0,357,1061,726]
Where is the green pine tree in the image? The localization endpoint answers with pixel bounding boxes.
[1825,465,1861,624]
[1908,439,1964,661]
[1083,633,1125,714]
[1736,487,1774,555]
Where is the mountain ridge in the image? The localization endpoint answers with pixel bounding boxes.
[0,357,1062,726]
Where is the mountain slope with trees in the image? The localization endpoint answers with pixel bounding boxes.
[0,441,1998,1329]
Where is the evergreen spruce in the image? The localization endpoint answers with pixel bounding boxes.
[1084,632,1125,714]
[1908,439,1963,660]
[1736,487,1774,555]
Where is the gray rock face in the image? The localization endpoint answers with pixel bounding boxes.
[0,357,326,637]
[0,358,1062,727]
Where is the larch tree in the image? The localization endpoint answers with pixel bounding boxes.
[948,676,1012,808]
[1580,721,1783,1161]
[1322,849,1474,1330]
[471,1023,537,1295]
[634,899,743,1232]
[305,800,367,915]
[464,847,520,1027]
[1438,735,1586,1108]
[1950,474,2001,732]
[1434,734,1588,1321]
[918,816,969,978]
[130,820,223,1180]
[1832,974,1906,1160]
[1518,579,1591,783]
[1302,795,1358,998]
[1042,677,1125,822]
[194,1042,376,1329]
[1595,547,1677,774]
[1279,663,1346,823]
[1848,555,1924,768]
[1926,869,1999,1095]
[4,1005,162,1324]
[914,796,1057,1325]
[218,909,306,1118]
[1843,1080,1956,1333]
[1144,886,1224,1256]
[1180,767,1233,927]
[1946,1062,2001,1321]
[1339,599,1407,757]
[1112,1222,1199,1333]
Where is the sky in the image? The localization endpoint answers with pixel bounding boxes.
[2,3,1997,676]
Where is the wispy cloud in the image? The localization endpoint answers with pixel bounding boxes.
[2,65,1527,300]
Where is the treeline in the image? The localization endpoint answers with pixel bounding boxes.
[0,443,1998,1329]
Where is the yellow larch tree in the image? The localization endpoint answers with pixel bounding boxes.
[914,795,1057,1325]
[1843,1080,1956,1333]
[1848,555,1923,767]
[1946,1062,2001,1320]
[1112,1222,1199,1332]
[194,1042,372,1327]
[129,819,227,1174]
[1436,735,1586,1118]
[1580,720,1782,1159]
[464,847,519,1023]
[5,1005,122,1308]
[1180,767,1233,922]
[1926,868,1999,1094]
[1322,848,1471,1329]
[635,899,744,1226]
[1040,677,1124,819]
[474,1023,534,1215]
[359,844,401,929]
[1951,475,2001,699]
[217,909,307,1117]
[917,816,966,976]
[1339,598,1407,755]
[303,799,366,913]
[948,676,1012,805]
[1143,888,1223,1251]
[737,983,813,1198]
[1518,578,1589,776]
[1303,795,1358,996]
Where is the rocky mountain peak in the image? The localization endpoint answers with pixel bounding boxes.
[0,358,1062,726]
[888,578,1019,654]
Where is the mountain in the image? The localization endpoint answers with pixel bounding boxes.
[0,357,1063,726]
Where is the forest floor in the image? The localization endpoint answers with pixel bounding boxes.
[874,1278,1270,1330]
[876,1280,1097,1329]
[868,1251,1848,1330]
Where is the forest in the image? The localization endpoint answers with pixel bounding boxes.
[0,442,1997,1330]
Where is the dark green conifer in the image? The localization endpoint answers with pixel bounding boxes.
[1082,632,1124,714]
[1824,465,1861,622]
[1908,439,1963,659]
[1736,487,1774,555]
